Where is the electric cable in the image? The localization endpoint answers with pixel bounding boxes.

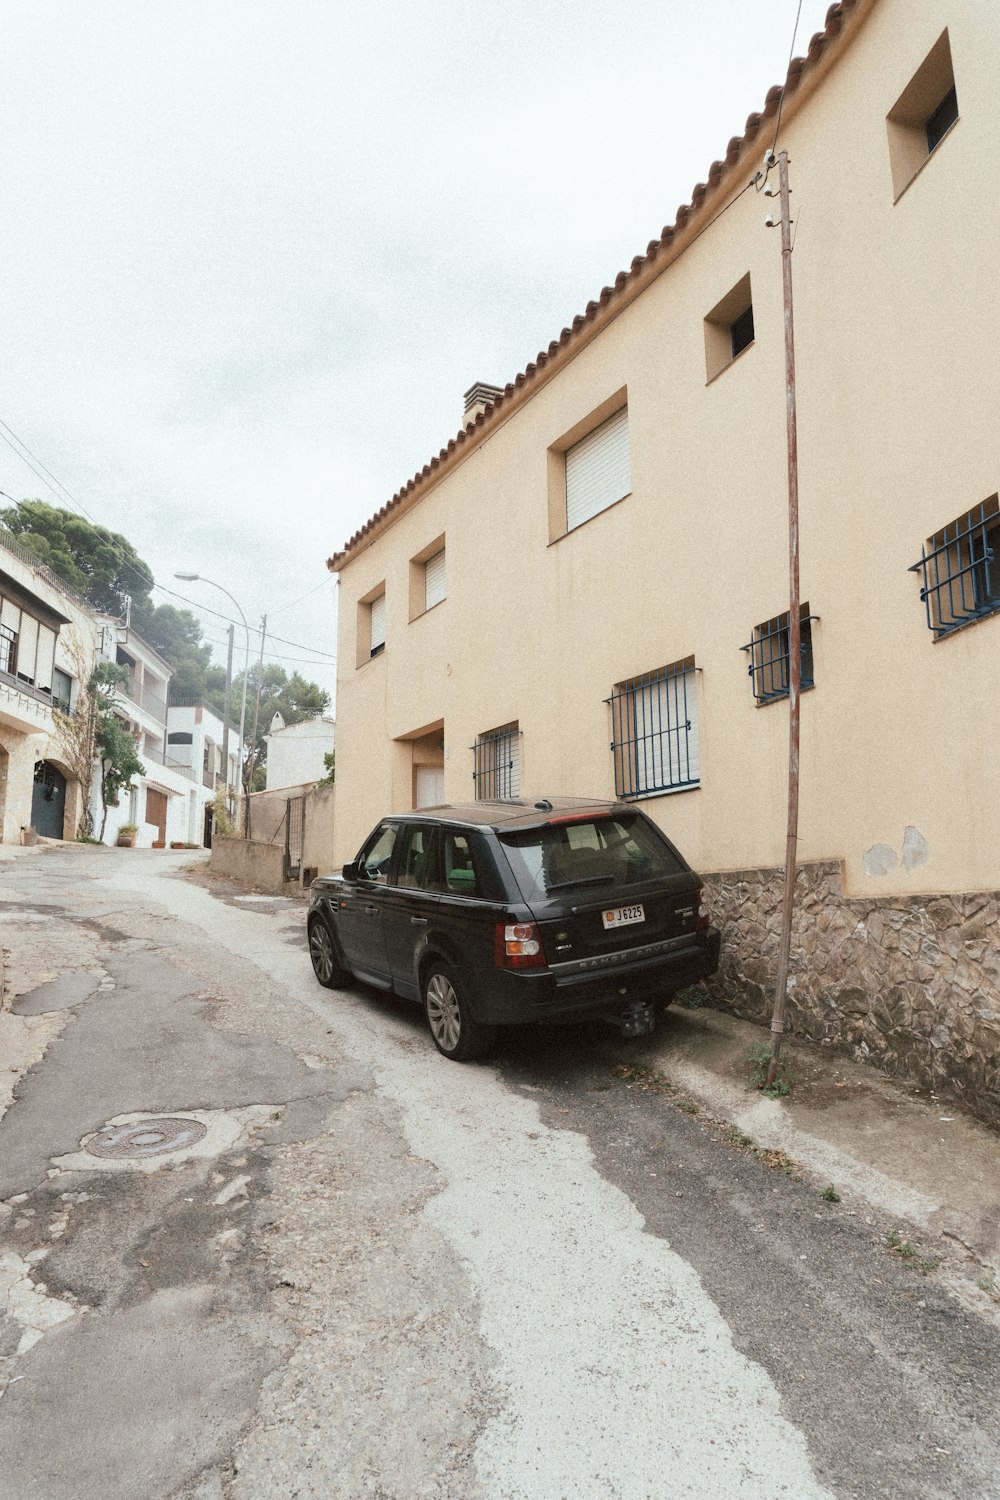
[770,0,806,159]
[0,420,339,659]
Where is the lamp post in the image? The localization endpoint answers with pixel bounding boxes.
[174,573,250,831]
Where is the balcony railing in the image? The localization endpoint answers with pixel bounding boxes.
[119,676,167,725]
[0,671,55,724]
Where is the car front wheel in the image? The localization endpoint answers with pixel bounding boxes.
[422,962,495,1061]
[308,916,347,989]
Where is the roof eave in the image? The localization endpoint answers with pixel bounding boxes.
[327,0,869,575]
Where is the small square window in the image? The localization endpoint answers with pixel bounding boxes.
[909,495,1000,639]
[609,658,700,800]
[886,31,958,200]
[742,605,816,705]
[730,305,755,360]
[925,83,958,153]
[473,721,520,801]
[705,274,754,381]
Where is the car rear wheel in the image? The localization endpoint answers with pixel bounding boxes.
[308,916,347,989]
[423,962,495,1061]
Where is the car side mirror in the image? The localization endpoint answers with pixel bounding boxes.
[341,860,358,882]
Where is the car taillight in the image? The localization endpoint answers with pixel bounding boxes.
[495,921,547,970]
[696,890,710,932]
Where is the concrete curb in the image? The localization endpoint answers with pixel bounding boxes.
[632,1004,1000,1280]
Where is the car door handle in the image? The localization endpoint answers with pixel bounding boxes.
[410,916,428,926]
[364,904,380,916]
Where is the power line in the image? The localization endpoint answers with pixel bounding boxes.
[189,623,338,670]
[150,579,338,659]
[770,0,806,158]
[267,573,336,617]
[0,416,339,660]
[0,419,107,526]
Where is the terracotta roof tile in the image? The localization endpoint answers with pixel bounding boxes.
[328,0,860,571]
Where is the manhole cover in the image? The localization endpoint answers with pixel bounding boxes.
[86,1118,208,1159]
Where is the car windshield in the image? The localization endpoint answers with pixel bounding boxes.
[497,813,685,902]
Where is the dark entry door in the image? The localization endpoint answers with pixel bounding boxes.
[32,762,67,839]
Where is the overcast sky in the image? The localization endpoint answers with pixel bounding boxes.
[2,0,834,703]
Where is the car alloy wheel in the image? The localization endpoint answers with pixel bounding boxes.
[423,962,495,1062]
[308,918,342,989]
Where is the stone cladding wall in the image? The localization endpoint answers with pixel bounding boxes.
[700,860,1000,1127]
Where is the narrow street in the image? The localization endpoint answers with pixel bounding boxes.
[1,845,998,1500]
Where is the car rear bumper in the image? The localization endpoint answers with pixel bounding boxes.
[472,928,721,1026]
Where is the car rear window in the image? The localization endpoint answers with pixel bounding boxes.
[497,813,687,903]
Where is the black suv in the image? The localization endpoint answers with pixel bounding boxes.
[307,798,720,1061]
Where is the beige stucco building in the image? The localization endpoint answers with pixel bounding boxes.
[328,0,1000,1117]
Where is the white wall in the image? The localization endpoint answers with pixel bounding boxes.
[265,717,335,790]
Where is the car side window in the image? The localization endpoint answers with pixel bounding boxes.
[396,825,444,891]
[357,823,398,885]
[442,831,480,898]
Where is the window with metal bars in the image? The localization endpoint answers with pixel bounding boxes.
[909,497,1000,639]
[608,660,700,799]
[472,721,520,801]
[742,606,816,705]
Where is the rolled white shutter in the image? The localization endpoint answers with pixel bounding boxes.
[18,614,39,680]
[508,735,521,798]
[36,627,55,691]
[424,550,446,610]
[369,594,386,652]
[565,406,631,532]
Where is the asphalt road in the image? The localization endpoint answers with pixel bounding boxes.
[0,847,998,1500]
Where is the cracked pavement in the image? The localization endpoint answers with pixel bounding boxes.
[0,845,998,1500]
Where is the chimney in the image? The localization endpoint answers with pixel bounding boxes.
[463,381,504,428]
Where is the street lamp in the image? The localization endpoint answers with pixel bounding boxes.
[174,572,250,829]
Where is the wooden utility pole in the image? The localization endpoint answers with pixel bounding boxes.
[245,614,267,830]
[220,623,234,814]
[766,148,801,1090]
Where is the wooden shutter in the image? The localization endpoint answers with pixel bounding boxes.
[424,550,446,611]
[565,406,631,532]
[369,594,386,653]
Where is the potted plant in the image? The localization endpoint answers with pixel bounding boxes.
[152,839,166,849]
[116,822,139,848]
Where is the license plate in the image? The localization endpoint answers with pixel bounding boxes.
[602,903,645,931]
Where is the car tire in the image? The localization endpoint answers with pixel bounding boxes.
[308,916,347,989]
[422,961,495,1062]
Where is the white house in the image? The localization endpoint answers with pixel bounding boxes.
[92,617,195,847]
[264,713,335,790]
[166,700,243,843]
